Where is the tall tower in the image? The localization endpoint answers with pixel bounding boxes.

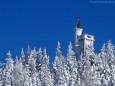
[75,17,94,57]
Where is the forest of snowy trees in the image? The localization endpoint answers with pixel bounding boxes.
[0,40,115,86]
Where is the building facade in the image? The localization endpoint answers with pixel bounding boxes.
[74,17,95,57]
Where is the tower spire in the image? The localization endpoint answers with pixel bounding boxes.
[77,16,82,28]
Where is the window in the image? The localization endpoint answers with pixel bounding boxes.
[79,39,83,42]
[87,35,91,38]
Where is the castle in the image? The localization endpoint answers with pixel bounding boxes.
[74,17,95,57]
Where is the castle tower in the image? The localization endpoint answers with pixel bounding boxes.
[75,17,94,57]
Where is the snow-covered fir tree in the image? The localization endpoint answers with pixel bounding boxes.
[52,41,67,86]
[3,51,14,86]
[66,42,80,86]
[12,56,24,86]
[39,49,53,86]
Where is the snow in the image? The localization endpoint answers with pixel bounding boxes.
[0,40,114,86]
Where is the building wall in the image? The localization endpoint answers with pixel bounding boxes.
[75,33,94,56]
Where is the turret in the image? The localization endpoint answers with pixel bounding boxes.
[75,17,83,47]
[75,17,83,36]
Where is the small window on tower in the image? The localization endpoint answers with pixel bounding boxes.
[79,39,83,42]
[87,35,91,38]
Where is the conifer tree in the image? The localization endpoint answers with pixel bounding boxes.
[66,42,80,86]
[20,48,25,63]
[53,41,66,86]
[36,48,43,72]
[3,51,14,86]
[12,56,24,86]
[39,49,53,86]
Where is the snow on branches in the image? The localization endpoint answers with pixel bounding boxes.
[0,40,114,86]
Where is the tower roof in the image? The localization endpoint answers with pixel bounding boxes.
[77,17,82,28]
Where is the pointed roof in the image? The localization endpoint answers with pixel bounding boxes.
[77,16,82,28]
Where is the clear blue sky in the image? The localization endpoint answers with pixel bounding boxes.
[0,0,115,62]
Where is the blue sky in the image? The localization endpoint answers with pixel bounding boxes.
[0,0,115,62]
